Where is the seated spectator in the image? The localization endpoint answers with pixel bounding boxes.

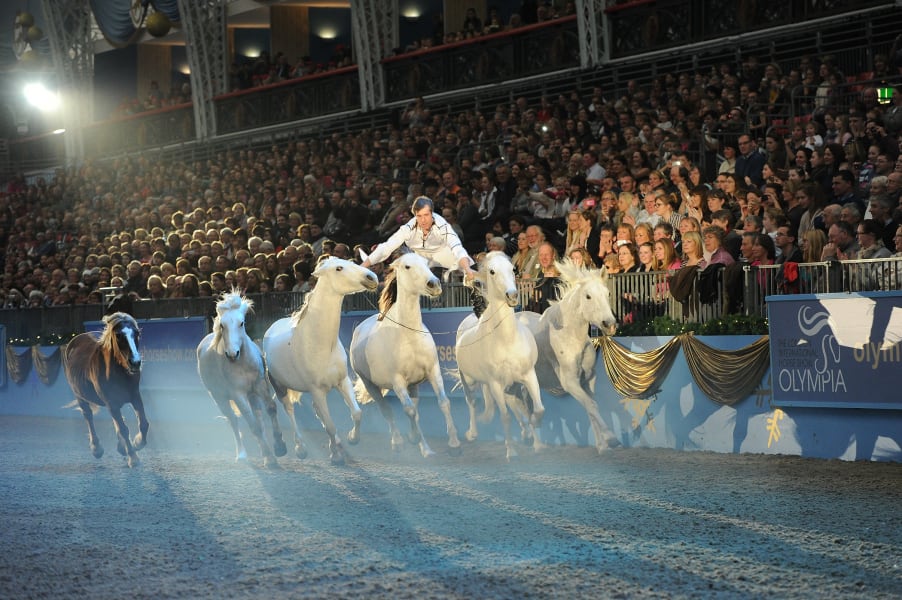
[680,231,706,268]
[702,226,736,266]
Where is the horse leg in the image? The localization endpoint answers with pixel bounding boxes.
[240,394,279,469]
[211,395,248,462]
[256,381,287,458]
[278,391,308,459]
[522,373,546,452]
[364,379,403,452]
[488,382,517,462]
[400,383,434,459]
[337,376,363,445]
[310,390,345,466]
[77,399,103,459]
[460,375,479,442]
[507,390,535,447]
[129,394,149,451]
[565,380,619,453]
[108,404,139,468]
[427,367,461,453]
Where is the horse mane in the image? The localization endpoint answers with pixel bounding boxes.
[377,267,398,321]
[549,259,609,313]
[213,289,253,344]
[89,312,139,385]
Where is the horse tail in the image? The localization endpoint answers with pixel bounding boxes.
[352,376,375,405]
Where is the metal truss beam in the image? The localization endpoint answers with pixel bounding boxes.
[177,0,228,141]
[575,0,607,68]
[41,0,94,166]
[350,0,394,112]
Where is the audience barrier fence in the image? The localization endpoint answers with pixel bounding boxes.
[3,257,899,344]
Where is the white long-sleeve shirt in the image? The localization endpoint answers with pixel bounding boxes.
[367,213,472,271]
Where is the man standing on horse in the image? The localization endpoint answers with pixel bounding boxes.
[361,196,484,314]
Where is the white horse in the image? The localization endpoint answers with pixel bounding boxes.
[350,252,461,457]
[516,260,620,453]
[263,257,378,465]
[455,251,543,461]
[197,291,286,468]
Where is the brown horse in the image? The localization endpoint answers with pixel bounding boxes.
[63,312,148,467]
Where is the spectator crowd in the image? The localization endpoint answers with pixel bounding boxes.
[4,38,902,315]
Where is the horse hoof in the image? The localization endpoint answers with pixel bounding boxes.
[447,445,463,457]
[295,445,308,460]
[465,431,478,442]
[126,455,140,468]
[273,439,288,457]
[347,429,360,445]
[91,446,104,459]
[330,453,345,466]
[132,434,146,450]
[263,457,281,470]
[235,451,248,462]
[116,442,127,456]
[606,437,622,449]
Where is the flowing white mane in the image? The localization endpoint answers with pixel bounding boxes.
[213,289,252,340]
[553,259,607,300]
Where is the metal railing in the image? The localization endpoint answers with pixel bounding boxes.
[4,257,899,343]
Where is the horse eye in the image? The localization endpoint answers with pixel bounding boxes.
[405,265,411,269]
[240,322,244,328]
[586,294,591,300]
[336,266,343,271]
[490,269,495,275]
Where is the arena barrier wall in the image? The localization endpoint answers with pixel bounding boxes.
[1,309,899,462]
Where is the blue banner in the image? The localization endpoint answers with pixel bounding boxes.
[767,292,902,409]
[86,317,208,392]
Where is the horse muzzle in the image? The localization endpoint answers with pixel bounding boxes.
[128,359,142,374]
[426,279,442,297]
[225,350,241,361]
[362,274,379,291]
[505,291,519,307]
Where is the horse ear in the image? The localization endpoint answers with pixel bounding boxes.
[358,247,369,263]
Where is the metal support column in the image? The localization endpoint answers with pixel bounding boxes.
[41,0,94,166]
[575,0,607,68]
[350,0,395,111]
[176,0,227,141]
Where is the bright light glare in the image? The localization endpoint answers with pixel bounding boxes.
[318,27,337,39]
[23,82,60,111]
[243,47,261,58]
[179,64,190,75]
[52,128,66,135]
[401,6,421,18]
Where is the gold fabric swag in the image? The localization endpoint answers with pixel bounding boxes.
[594,335,771,406]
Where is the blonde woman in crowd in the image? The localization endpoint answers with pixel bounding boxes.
[680,231,706,268]
[568,247,595,268]
[511,231,531,276]
[633,222,654,246]
[565,209,594,252]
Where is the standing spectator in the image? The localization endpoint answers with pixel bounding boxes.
[735,134,766,189]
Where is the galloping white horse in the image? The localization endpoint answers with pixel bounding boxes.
[263,257,378,465]
[516,260,620,453]
[350,252,461,457]
[197,291,286,468]
[455,251,543,461]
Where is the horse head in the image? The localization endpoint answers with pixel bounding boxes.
[313,257,378,295]
[215,290,252,361]
[477,251,518,307]
[557,260,618,335]
[103,312,142,374]
[393,252,441,299]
